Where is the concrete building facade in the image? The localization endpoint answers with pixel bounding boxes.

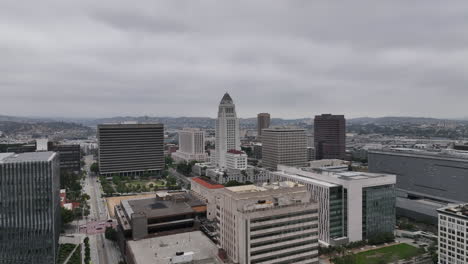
[314,114,346,160]
[368,148,468,202]
[172,128,208,163]
[437,204,468,264]
[0,152,61,264]
[262,128,307,170]
[97,123,164,176]
[215,182,319,264]
[270,166,396,245]
[214,93,241,169]
[226,149,248,170]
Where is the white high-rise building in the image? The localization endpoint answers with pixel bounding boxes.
[172,128,208,163]
[437,204,468,264]
[214,93,241,169]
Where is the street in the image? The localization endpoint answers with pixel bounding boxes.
[168,167,191,187]
[83,155,122,264]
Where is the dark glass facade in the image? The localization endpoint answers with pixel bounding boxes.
[314,114,346,160]
[362,185,396,239]
[0,152,60,264]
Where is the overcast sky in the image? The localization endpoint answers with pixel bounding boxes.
[1,1,468,119]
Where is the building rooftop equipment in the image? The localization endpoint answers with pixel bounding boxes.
[127,231,220,264]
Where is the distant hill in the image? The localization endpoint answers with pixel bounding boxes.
[0,119,94,140]
[347,116,468,126]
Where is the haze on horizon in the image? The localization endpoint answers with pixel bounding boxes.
[1,1,468,119]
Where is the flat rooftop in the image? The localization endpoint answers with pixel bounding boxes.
[370,148,468,161]
[98,123,163,128]
[122,193,205,219]
[226,181,303,193]
[301,167,393,181]
[127,231,220,264]
[0,152,56,163]
[438,204,468,219]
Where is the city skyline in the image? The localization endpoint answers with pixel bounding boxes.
[1,1,468,119]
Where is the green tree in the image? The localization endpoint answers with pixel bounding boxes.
[90,162,99,174]
[61,207,75,224]
[105,226,117,241]
[166,175,177,187]
[224,180,244,187]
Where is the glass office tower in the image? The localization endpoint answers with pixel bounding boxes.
[362,185,396,239]
[0,152,61,264]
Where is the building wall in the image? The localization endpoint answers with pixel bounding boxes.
[97,124,164,176]
[178,128,205,154]
[273,166,396,243]
[368,150,468,202]
[226,153,248,170]
[262,129,307,170]
[314,114,346,160]
[0,153,60,264]
[215,93,241,169]
[362,185,396,239]
[438,208,468,264]
[215,185,319,264]
[51,144,81,172]
[257,113,270,138]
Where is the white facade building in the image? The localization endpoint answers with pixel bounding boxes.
[189,177,224,220]
[270,166,396,246]
[438,204,468,264]
[215,182,319,264]
[226,149,248,170]
[172,128,208,163]
[214,93,241,169]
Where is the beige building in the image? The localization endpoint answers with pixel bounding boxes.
[262,128,308,170]
[172,128,208,163]
[189,177,224,220]
[215,181,319,264]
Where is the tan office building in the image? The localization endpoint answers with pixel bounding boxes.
[262,128,308,170]
[215,181,319,264]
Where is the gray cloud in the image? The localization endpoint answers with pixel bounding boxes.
[1,0,468,119]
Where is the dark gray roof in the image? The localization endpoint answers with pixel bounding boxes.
[220,92,233,104]
[126,195,205,219]
[0,152,56,163]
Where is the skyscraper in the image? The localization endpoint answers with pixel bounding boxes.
[257,113,270,139]
[314,114,346,160]
[0,152,60,264]
[262,128,308,169]
[214,93,240,169]
[172,128,208,163]
[98,123,164,176]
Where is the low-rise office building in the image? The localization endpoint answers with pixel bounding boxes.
[215,181,319,264]
[126,231,220,264]
[270,166,396,246]
[437,204,468,264]
[190,177,224,220]
[114,191,207,263]
[226,149,248,170]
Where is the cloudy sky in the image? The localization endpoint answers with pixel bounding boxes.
[1,1,468,119]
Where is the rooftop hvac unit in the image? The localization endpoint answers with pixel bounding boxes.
[172,251,194,264]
